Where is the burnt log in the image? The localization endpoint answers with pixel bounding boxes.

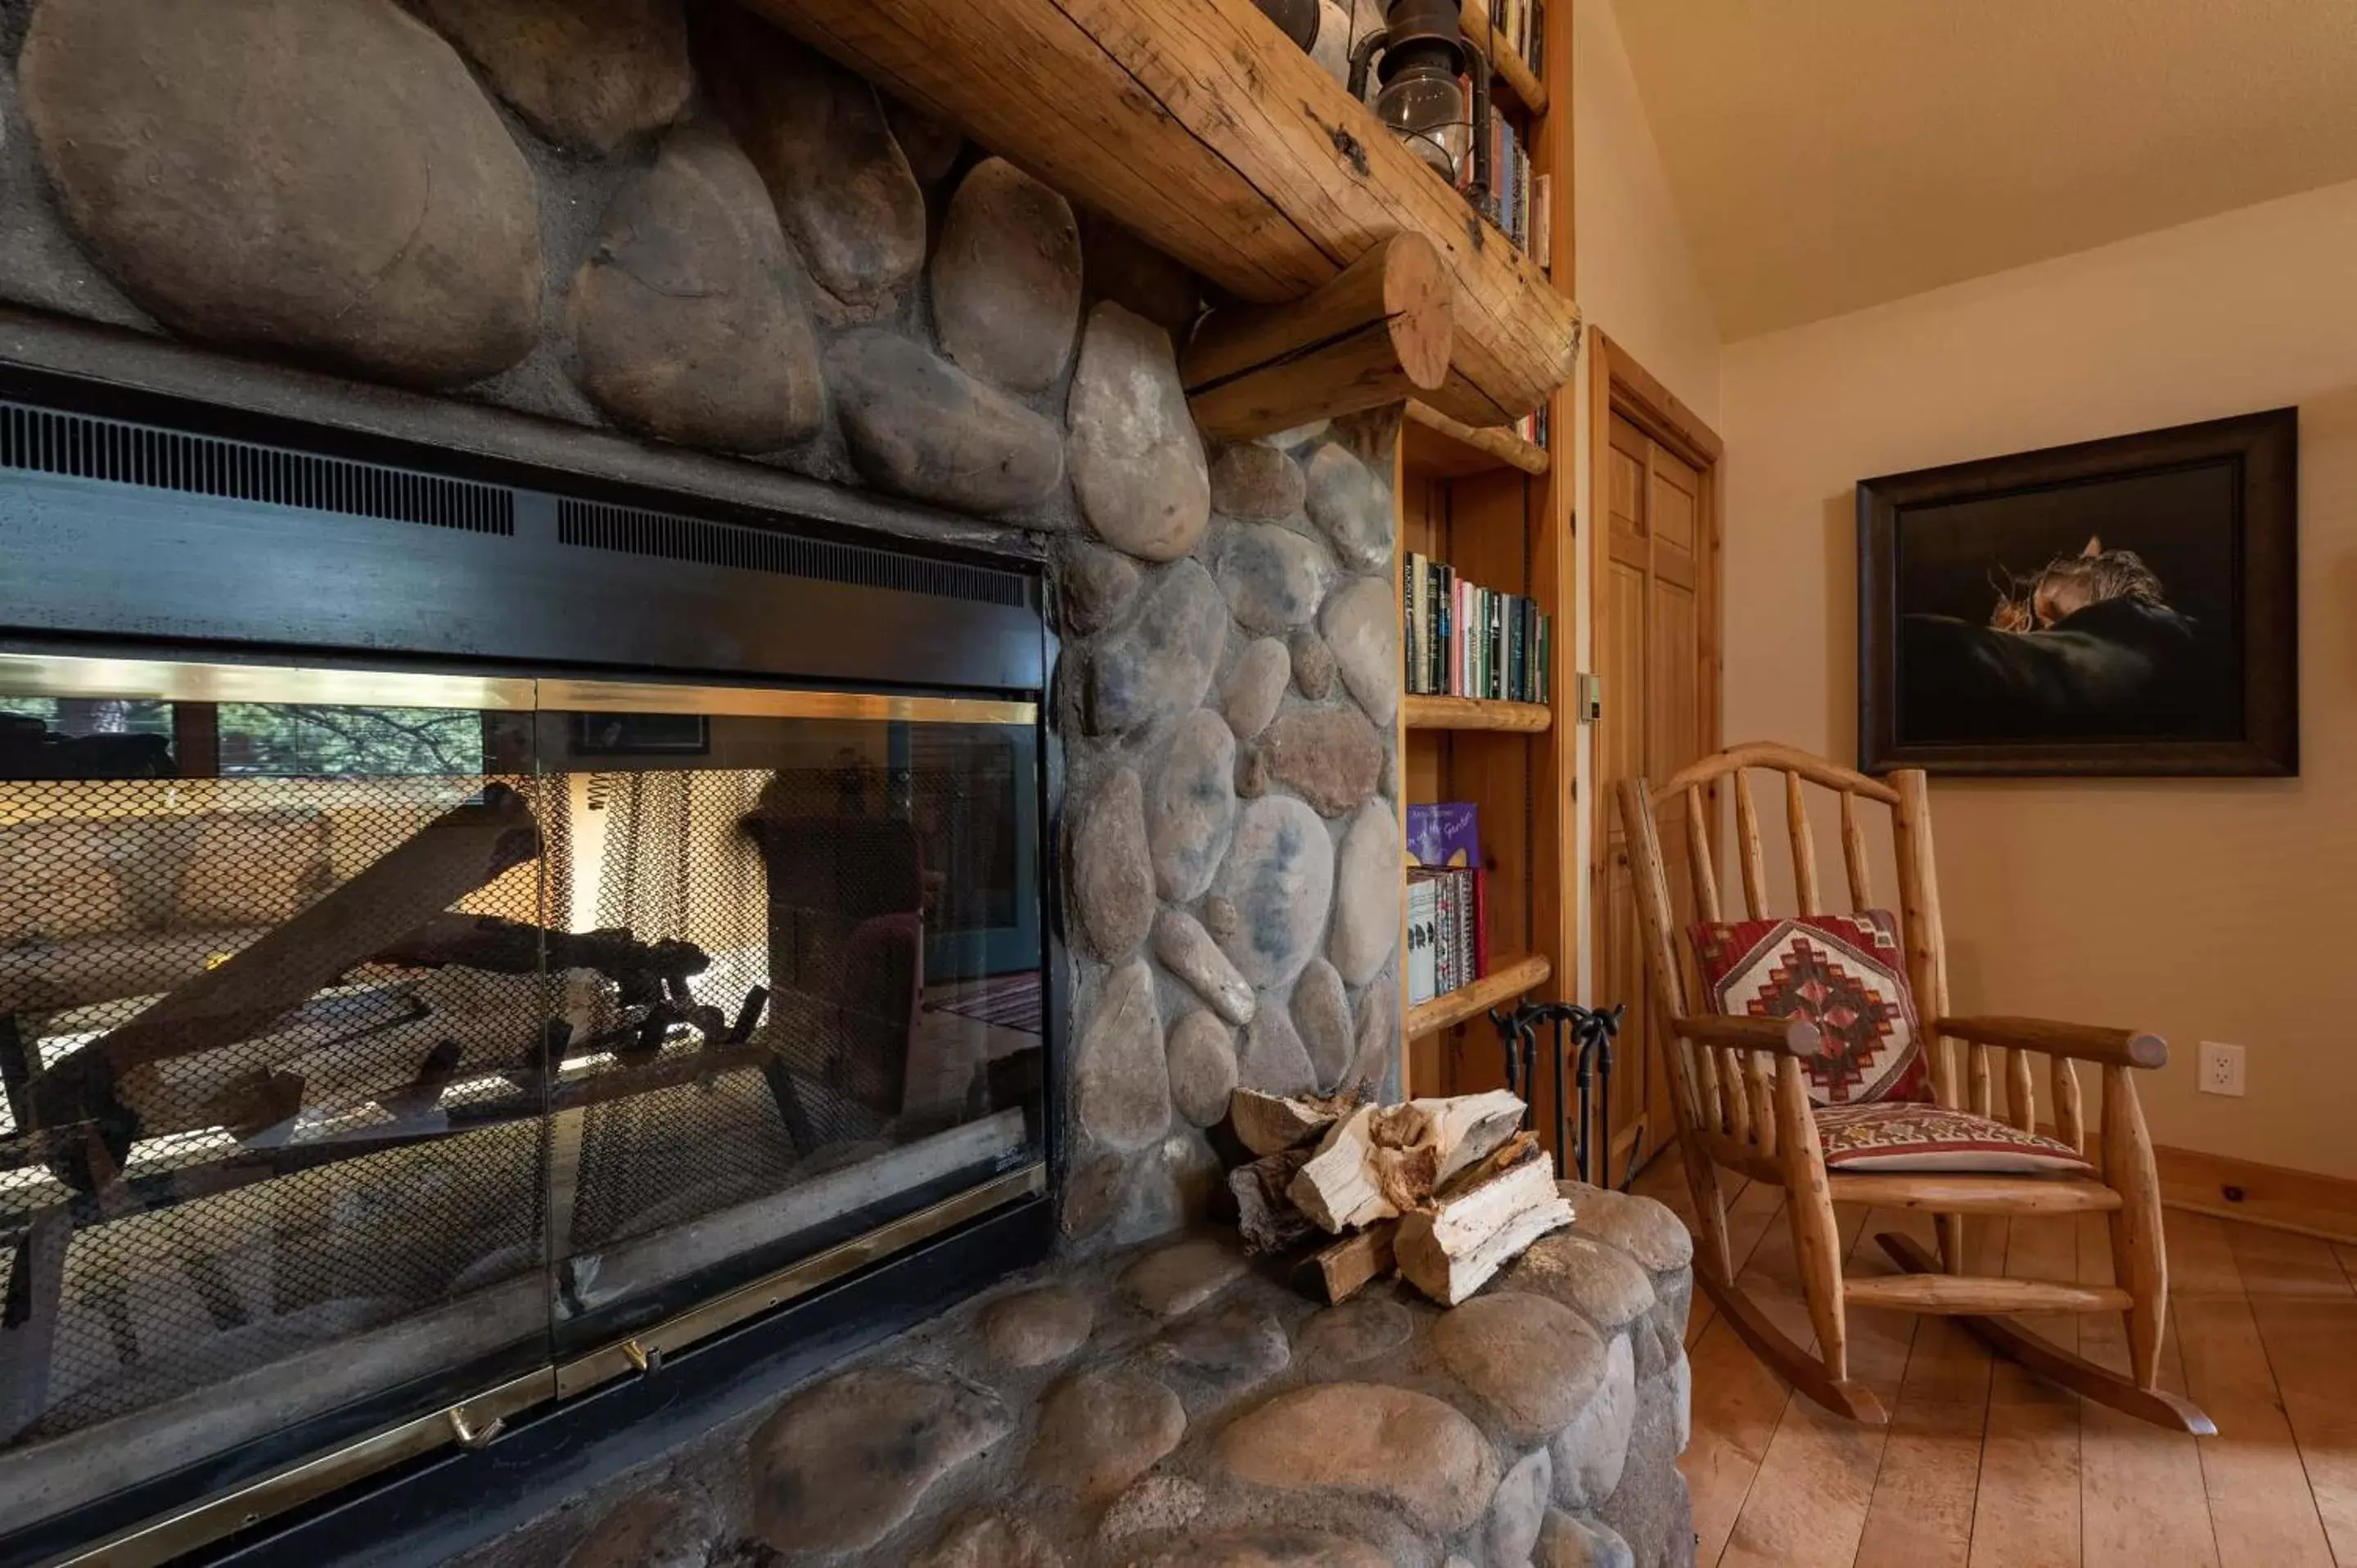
[1228,1147,1316,1255]
[373,914,708,1007]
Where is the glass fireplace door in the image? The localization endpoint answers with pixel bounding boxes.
[530,683,1047,1359]
[0,656,1046,1548]
[0,657,557,1538]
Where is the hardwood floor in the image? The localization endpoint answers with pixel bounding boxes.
[1634,1155,2355,1567]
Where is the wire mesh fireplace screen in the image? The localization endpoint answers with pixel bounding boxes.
[0,659,1048,1540]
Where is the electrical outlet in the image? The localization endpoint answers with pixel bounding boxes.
[2199,1040,2247,1097]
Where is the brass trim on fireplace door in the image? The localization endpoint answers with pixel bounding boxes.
[535,679,1037,727]
[0,651,538,712]
[0,657,1039,728]
[552,1160,1048,1399]
[44,1162,1047,1568]
[48,1370,557,1568]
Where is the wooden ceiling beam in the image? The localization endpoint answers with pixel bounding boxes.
[733,0,1581,426]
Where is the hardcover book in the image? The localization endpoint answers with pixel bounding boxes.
[1406,801,1481,868]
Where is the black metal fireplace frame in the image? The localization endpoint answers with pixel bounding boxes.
[0,366,1070,1567]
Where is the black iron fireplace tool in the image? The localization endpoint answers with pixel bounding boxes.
[1489,1000,1626,1187]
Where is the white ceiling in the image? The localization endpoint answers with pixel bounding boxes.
[1611,0,2357,340]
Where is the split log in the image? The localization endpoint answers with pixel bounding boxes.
[1287,1089,1526,1232]
[1226,1087,1344,1157]
[1297,1221,1397,1305]
[1395,1142,1575,1305]
[1229,1147,1316,1255]
[1182,232,1453,439]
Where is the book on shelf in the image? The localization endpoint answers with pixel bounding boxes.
[1407,864,1492,1006]
[1407,872,1439,1006]
[1406,801,1480,868]
[1485,0,1544,80]
[1401,556,1553,706]
[1533,172,1553,271]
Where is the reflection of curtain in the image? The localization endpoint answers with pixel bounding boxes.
[592,770,771,1004]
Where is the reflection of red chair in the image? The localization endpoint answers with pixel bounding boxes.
[741,813,924,1132]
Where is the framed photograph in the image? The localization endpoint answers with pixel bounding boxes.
[1859,408,2297,777]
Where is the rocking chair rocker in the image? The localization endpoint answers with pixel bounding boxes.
[1615,741,2213,1434]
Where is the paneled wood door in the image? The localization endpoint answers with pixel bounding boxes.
[1589,339,1721,1187]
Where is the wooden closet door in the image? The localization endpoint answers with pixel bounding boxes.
[1593,412,1710,1183]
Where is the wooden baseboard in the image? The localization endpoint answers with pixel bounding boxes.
[2022,1124,2356,1248]
[2154,1144,2357,1246]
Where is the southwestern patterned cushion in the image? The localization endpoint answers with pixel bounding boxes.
[1688,911,1933,1107]
[1814,1102,2094,1174]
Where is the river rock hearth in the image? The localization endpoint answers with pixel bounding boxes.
[466,1183,1695,1568]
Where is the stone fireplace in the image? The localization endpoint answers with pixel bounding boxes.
[0,1,1692,1564]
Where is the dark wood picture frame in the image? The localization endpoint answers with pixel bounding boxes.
[1859,408,2298,777]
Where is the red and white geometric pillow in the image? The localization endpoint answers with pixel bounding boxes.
[1811,1102,2093,1173]
[1688,910,1934,1108]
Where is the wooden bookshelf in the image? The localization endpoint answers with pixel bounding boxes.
[1457,1,1549,117]
[1404,400,1550,479]
[1408,952,1553,1039]
[1403,695,1553,732]
[1395,0,1576,1168]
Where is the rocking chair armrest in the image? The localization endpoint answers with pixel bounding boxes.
[1674,1014,1822,1058]
[1934,1015,2167,1070]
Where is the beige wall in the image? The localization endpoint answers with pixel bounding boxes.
[1570,0,1722,996]
[1721,178,2357,1176]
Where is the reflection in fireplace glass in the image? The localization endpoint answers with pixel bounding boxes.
[0,675,1044,1531]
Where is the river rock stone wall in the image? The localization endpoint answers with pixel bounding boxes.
[464,1183,1696,1568]
[0,0,1404,1251]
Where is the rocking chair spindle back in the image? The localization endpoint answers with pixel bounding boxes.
[1613,740,2211,1435]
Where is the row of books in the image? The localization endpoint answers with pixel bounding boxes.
[1407,864,1490,1007]
[1401,554,1553,705]
[1509,403,1550,449]
[1446,97,1548,265]
[1485,0,1546,78]
[1485,119,1542,258]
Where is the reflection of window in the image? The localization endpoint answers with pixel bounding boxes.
[0,698,486,778]
[0,696,172,737]
[219,705,484,777]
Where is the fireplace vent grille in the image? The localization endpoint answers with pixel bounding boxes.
[554,496,1030,610]
[0,399,516,536]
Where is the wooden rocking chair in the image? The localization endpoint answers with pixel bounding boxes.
[1614,741,2214,1434]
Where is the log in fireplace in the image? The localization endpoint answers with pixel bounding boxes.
[0,370,1060,1563]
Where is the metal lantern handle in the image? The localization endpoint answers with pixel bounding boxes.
[1345,2,1494,207]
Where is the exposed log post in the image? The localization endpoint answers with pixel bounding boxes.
[1182,233,1452,438]
[734,0,1581,426]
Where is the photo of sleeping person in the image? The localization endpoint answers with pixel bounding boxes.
[1890,462,2243,748]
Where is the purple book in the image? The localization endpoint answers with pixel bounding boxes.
[1406,801,1481,868]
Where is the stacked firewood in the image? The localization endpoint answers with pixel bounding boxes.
[1218,1085,1575,1307]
